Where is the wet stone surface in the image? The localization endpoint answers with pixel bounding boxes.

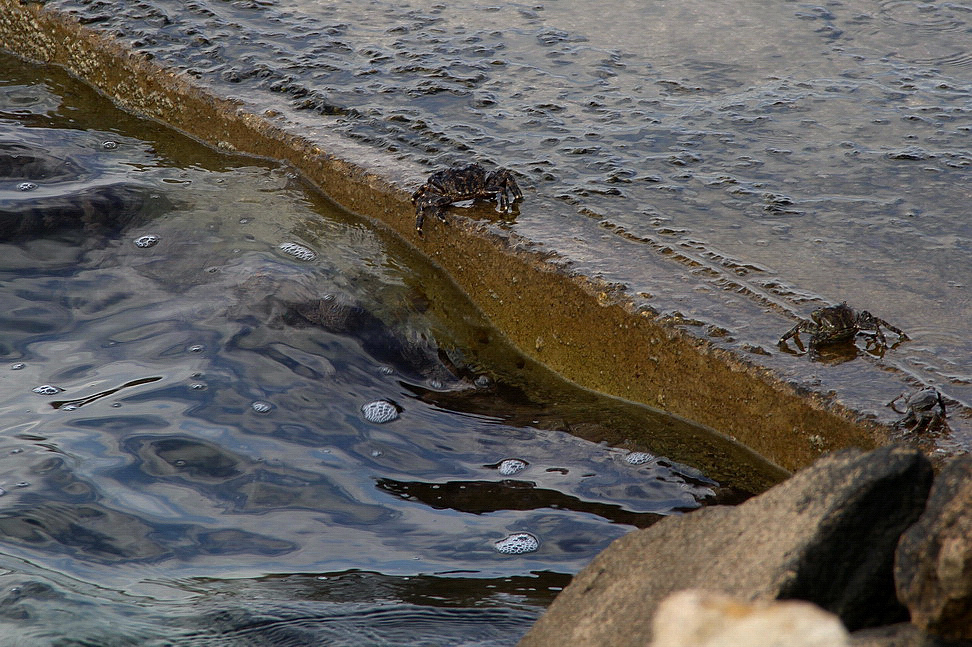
[22,0,972,453]
[0,52,778,645]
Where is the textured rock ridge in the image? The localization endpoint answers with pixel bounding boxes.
[896,456,972,640]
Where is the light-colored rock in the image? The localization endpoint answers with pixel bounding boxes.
[651,589,850,647]
[519,446,932,647]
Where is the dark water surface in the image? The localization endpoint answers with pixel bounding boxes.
[25,0,972,451]
[0,53,781,645]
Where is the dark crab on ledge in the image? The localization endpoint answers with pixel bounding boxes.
[889,388,948,433]
[411,163,523,233]
[778,302,908,350]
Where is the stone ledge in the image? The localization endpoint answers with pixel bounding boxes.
[0,0,895,473]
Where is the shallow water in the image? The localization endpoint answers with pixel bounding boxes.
[24,0,971,451]
[0,53,781,644]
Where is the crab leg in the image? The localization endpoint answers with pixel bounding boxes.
[778,321,808,345]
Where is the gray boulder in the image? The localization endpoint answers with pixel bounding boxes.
[519,446,932,647]
[896,456,972,640]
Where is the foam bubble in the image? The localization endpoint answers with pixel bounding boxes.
[102,140,118,150]
[498,459,528,476]
[279,242,317,261]
[624,451,655,465]
[134,235,160,248]
[474,375,492,388]
[251,401,273,414]
[17,182,37,191]
[361,399,400,423]
[494,532,540,554]
[32,385,62,395]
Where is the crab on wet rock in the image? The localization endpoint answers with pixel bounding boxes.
[889,388,948,433]
[411,163,523,233]
[778,302,907,350]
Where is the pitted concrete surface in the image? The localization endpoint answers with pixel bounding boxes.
[3,0,970,468]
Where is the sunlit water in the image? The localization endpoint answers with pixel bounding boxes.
[25,0,972,450]
[0,54,782,645]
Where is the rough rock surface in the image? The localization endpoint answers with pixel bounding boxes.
[850,623,972,647]
[650,589,850,647]
[896,456,972,640]
[518,446,933,647]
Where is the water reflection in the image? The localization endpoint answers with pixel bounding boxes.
[0,53,781,643]
[0,565,559,646]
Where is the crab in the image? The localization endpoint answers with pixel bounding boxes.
[411,163,522,233]
[778,302,907,350]
[889,388,947,433]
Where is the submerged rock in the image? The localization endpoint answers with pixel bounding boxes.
[0,143,161,240]
[0,141,83,180]
[895,457,972,641]
[650,590,850,647]
[518,446,933,647]
[0,182,154,240]
[225,256,464,389]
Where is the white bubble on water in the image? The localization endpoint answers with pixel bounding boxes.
[134,235,160,248]
[624,451,656,465]
[187,344,205,353]
[251,401,273,414]
[474,375,492,388]
[32,385,62,395]
[101,140,118,150]
[361,399,400,423]
[494,532,540,555]
[10,363,25,370]
[498,459,528,476]
[278,242,317,261]
[17,182,36,191]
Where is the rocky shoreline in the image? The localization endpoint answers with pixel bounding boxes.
[519,446,972,646]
